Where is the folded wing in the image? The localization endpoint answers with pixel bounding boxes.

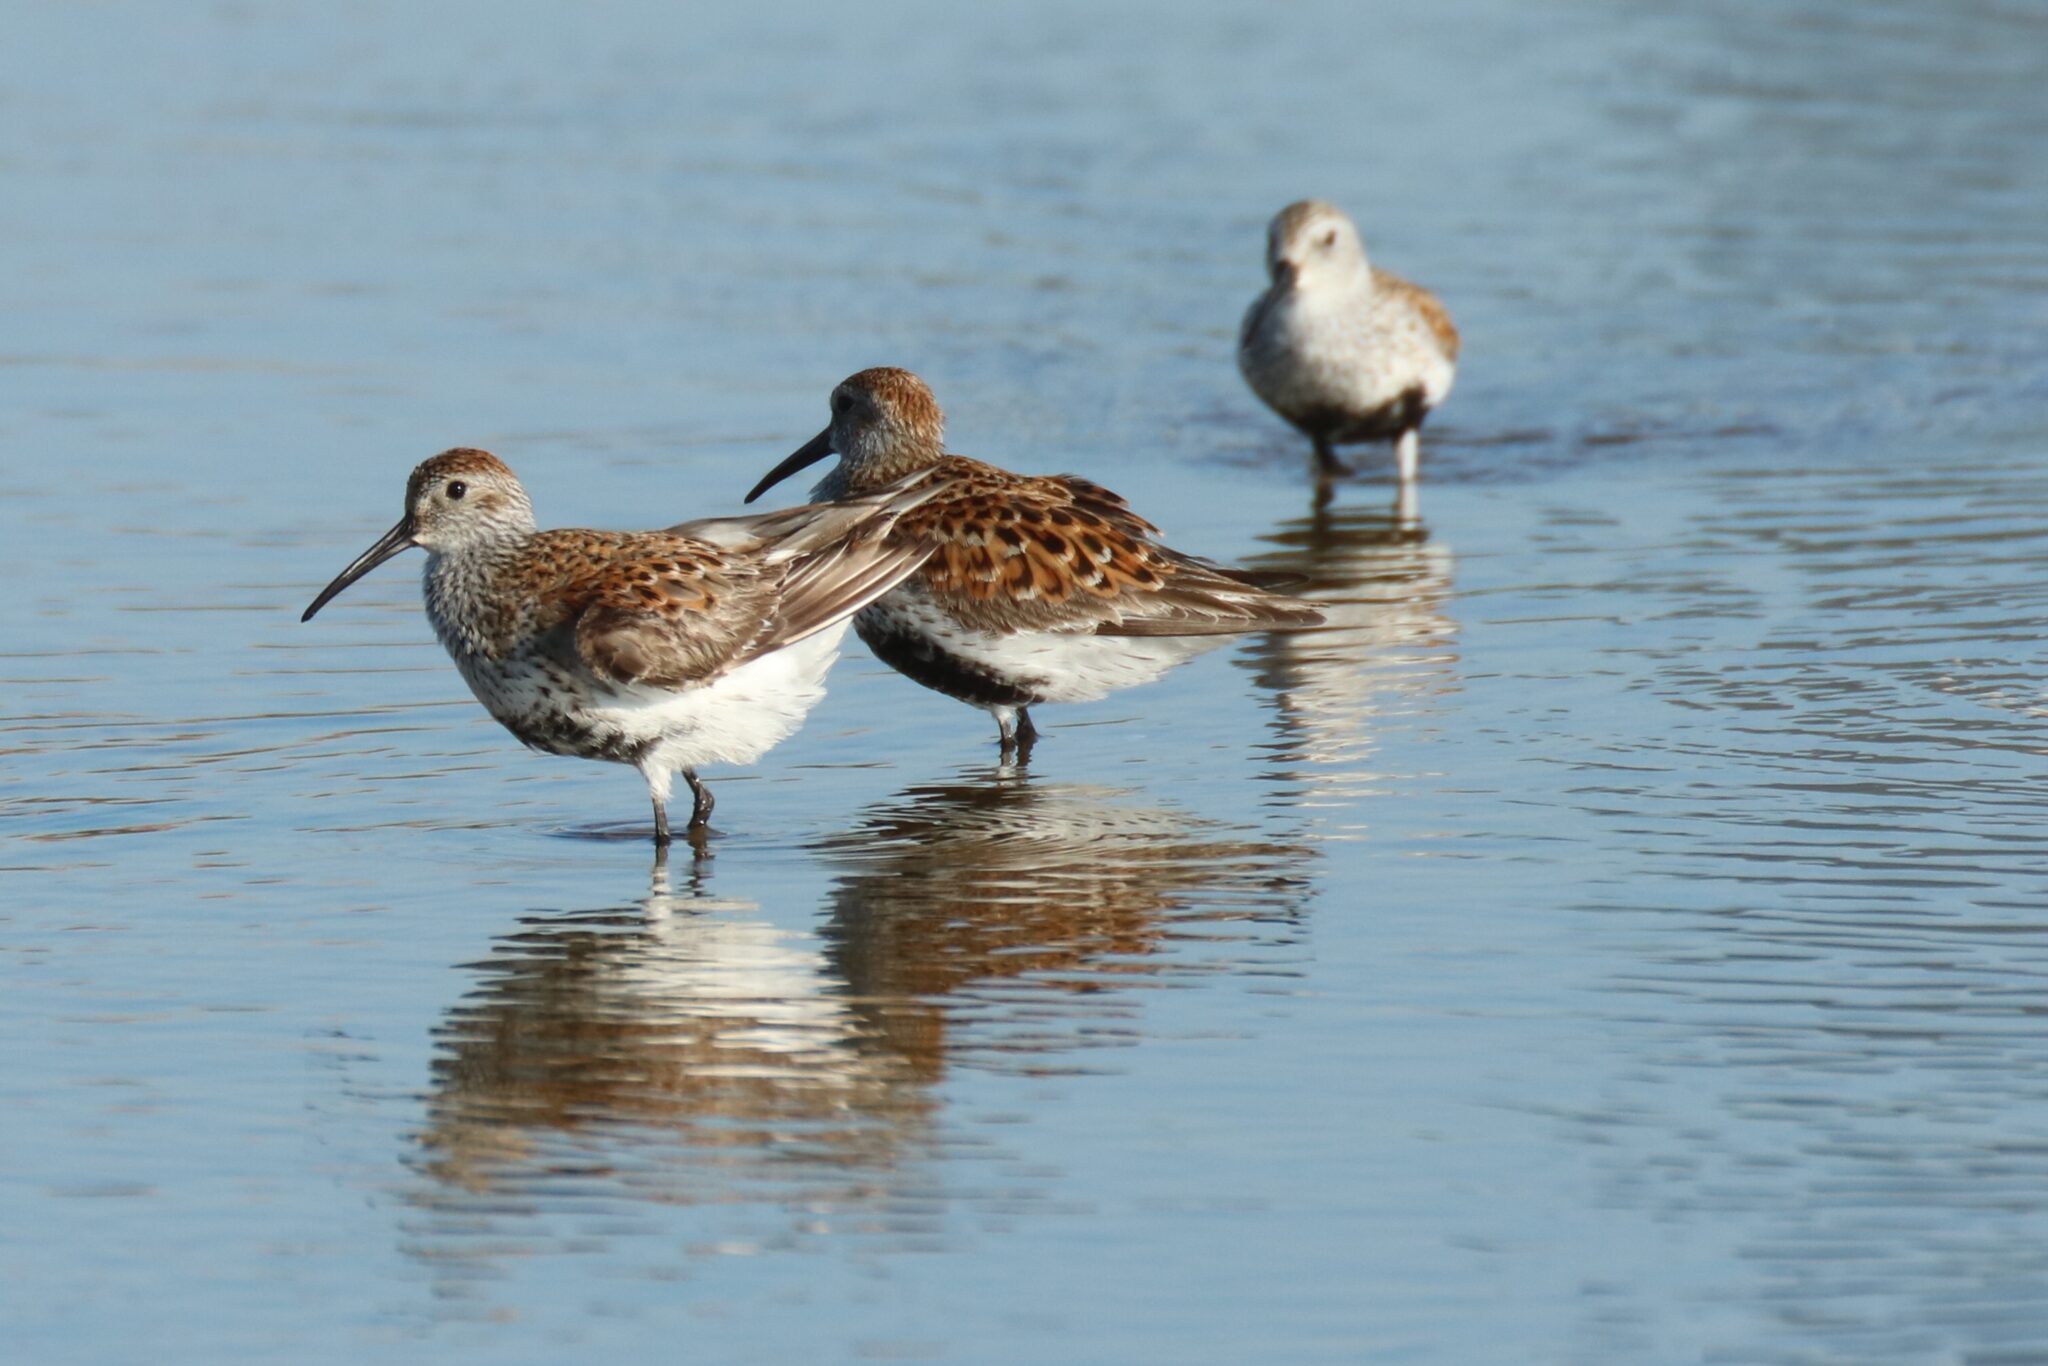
[900,458,1324,637]
[569,473,945,690]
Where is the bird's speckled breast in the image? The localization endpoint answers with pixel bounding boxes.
[424,551,648,765]
[1240,276,1455,431]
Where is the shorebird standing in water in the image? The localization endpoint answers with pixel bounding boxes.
[302,448,940,846]
[744,367,1323,760]
[1239,199,1459,485]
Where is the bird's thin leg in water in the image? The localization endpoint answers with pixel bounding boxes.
[1312,436,1352,478]
[1394,428,1422,484]
[1392,477,1421,529]
[1014,707,1039,763]
[648,843,710,899]
[684,769,715,831]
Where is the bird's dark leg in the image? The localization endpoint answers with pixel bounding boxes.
[1311,435,1353,479]
[652,797,672,848]
[683,769,715,832]
[1014,706,1039,763]
[995,706,1031,763]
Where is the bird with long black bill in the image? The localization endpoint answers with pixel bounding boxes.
[304,447,940,844]
[746,368,1324,760]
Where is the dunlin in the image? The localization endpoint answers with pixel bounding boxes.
[302,448,939,845]
[744,368,1323,759]
[1238,199,1459,483]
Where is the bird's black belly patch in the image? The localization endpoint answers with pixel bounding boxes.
[1296,385,1430,444]
[857,618,1045,708]
[512,712,648,764]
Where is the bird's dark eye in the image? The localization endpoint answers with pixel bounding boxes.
[831,392,850,416]
[446,480,467,500]
[1320,229,1338,247]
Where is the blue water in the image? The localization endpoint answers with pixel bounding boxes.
[5,1,2048,1361]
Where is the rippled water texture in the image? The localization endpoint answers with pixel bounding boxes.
[5,1,2047,1362]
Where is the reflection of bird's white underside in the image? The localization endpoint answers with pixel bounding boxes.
[620,892,869,1075]
[417,889,919,1204]
[1242,530,1459,804]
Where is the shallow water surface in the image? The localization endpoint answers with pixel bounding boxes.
[5,1,2048,1362]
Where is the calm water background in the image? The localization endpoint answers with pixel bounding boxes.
[5,1,2048,1361]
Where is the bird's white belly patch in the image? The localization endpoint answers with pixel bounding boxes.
[860,597,1218,706]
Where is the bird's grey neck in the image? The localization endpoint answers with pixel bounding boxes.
[809,466,850,502]
[422,539,526,661]
[825,446,944,497]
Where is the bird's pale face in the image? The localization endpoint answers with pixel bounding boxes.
[402,453,532,553]
[1267,200,1369,290]
[303,449,534,621]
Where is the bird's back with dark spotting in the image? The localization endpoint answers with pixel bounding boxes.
[431,529,765,677]
[879,456,1321,636]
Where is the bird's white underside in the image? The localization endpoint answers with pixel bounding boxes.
[1241,283,1457,422]
[453,621,850,806]
[864,595,1226,706]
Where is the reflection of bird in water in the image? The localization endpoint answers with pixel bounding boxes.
[412,778,1309,1244]
[817,771,1312,1079]
[1234,501,1459,807]
[415,869,930,1206]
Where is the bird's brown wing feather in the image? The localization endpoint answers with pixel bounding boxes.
[1373,267,1460,361]
[898,457,1322,636]
[651,471,947,674]
[558,535,773,689]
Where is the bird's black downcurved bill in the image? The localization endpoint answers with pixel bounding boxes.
[301,520,416,622]
[743,428,835,504]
